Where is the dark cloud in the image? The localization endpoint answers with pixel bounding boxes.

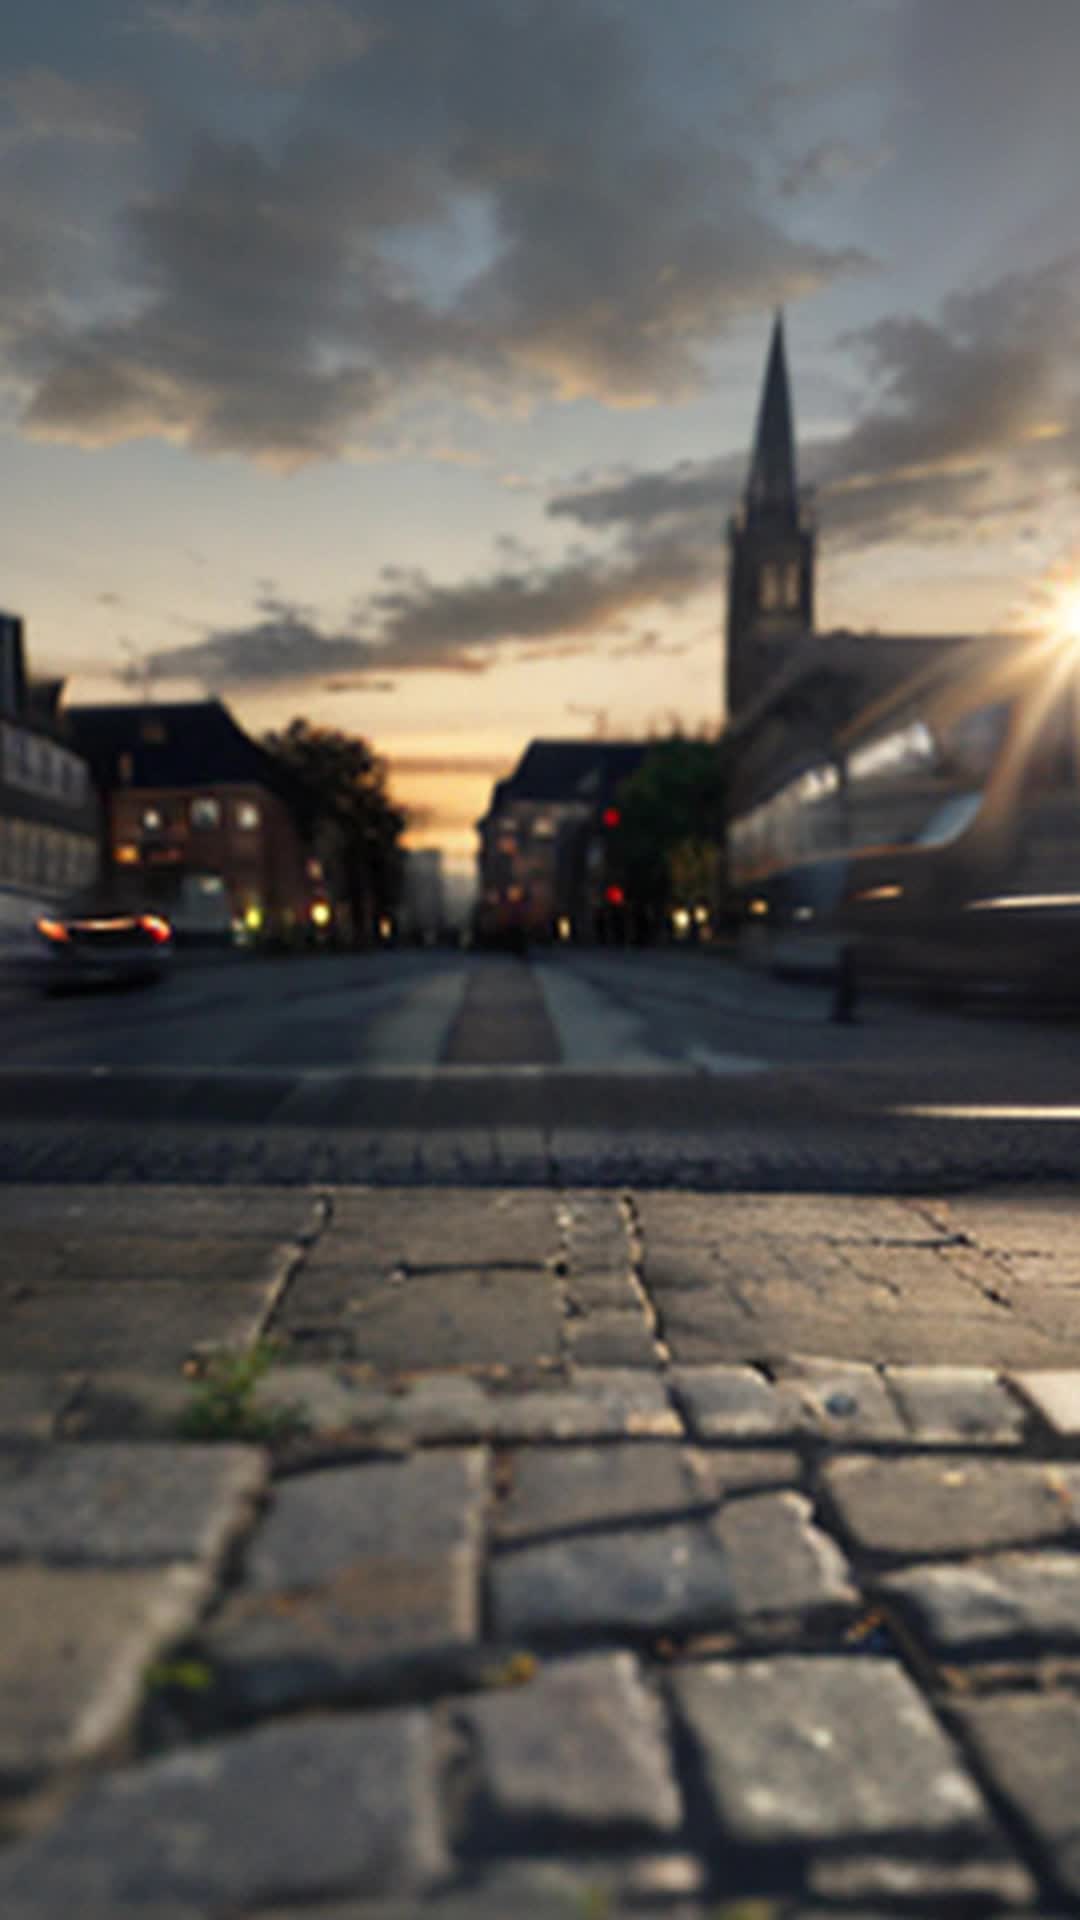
[140,518,716,690]
[0,68,143,145]
[143,0,378,87]
[13,0,864,463]
[550,257,1080,554]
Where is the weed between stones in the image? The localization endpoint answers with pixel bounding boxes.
[180,1342,304,1442]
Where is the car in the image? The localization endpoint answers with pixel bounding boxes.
[33,893,174,991]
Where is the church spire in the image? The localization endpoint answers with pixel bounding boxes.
[746,311,798,516]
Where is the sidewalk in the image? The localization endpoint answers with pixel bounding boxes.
[2,1185,1080,1916]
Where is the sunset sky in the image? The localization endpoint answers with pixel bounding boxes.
[5,0,1080,868]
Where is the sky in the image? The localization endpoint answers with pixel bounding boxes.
[5,0,1080,867]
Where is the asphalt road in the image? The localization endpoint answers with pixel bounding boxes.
[3,944,1080,1186]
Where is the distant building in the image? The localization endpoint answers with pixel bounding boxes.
[65,699,346,944]
[476,739,647,944]
[399,849,445,943]
[0,614,101,962]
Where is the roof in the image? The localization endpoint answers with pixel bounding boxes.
[501,740,649,806]
[746,313,798,516]
[723,631,999,748]
[64,700,298,803]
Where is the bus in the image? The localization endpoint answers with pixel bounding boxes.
[727,630,1080,998]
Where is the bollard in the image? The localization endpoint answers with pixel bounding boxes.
[831,943,859,1024]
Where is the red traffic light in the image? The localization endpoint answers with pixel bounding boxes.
[605,884,625,907]
[602,806,621,829]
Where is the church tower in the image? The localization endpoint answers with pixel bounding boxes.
[725,314,815,719]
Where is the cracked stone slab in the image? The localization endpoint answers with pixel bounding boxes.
[282,1267,566,1373]
[457,1652,682,1846]
[0,1710,447,1916]
[563,1270,640,1312]
[0,1188,322,1240]
[0,1444,265,1568]
[808,1846,1035,1909]
[491,1520,733,1640]
[558,1195,633,1275]
[0,1563,210,1793]
[822,1455,1080,1561]
[670,1365,805,1441]
[245,1452,488,1591]
[885,1366,1027,1445]
[773,1359,907,1444]
[0,1376,79,1444]
[55,1374,197,1442]
[699,1449,804,1496]
[308,1190,561,1272]
[952,1694,1080,1900]
[250,1853,707,1919]
[0,1232,293,1286]
[204,1545,479,1715]
[493,1443,714,1543]
[256,1368,681,1444]
[671,1655,997,1849]
[881,1552,1080,1660]
[0,1282,281,1373]
[562,1309,658,1368]
[1011,1371,1080,1439]
[636,1192,936,1246]
[711,1491,858,1626]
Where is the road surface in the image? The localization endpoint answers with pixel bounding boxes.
[2,944,1080,1186]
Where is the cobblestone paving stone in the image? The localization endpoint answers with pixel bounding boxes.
[6,1186,1080,1913]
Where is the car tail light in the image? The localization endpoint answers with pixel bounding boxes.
[138,914,172,945]
[36,917,70,944]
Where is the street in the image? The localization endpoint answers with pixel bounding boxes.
[3,943,1080,1188]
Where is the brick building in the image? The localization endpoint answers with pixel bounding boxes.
[65,700,345,944]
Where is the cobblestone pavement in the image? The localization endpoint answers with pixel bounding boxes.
[4,1186,1080,1915]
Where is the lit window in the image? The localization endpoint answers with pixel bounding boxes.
[236,800,261,831]
[190,797,221,828]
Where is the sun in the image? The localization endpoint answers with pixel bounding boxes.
[1049,582,1080,649]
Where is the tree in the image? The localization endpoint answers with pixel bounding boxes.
[262,719,407,943]
[610,736,727,937]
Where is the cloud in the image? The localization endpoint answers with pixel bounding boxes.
[779,138,887,200]
[13,0,865,463]
[152,241,1080,699]
[0,68,143,146]
[549,256,1080,554]
[143,0,378,86]
[139,513,717,691]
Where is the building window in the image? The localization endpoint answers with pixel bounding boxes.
[141,806,164,832]
[782,561,801,611]
[190,796,221,829]
[235,800,261,831]
[759,563,780,612]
